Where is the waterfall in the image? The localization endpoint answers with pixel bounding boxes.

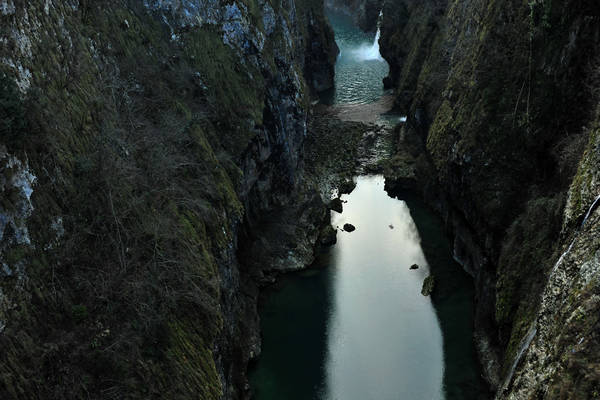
[551,193,600,274]
[353,11,384,61]
[501,325,537,392]
[581,193,600,228]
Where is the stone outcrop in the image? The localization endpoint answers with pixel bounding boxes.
[325,0,384,32]
[421,275,435,296]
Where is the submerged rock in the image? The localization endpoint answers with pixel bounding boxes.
[319,225,337,246]
[343,223,356,232]
[329,197,343,213]
[410,264,419,270]
[421,275,435,296]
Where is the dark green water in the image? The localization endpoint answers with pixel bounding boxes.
[249,177,487,399]
[394,190,489,400]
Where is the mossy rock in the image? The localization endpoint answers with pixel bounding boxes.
[319,224,337,246]
[421,275,435,296]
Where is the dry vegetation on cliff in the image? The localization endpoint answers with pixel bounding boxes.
[0,0,337,398]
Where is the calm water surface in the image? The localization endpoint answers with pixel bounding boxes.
[249,177,487,399]
[324,177,443,400]
[249,8,487,400]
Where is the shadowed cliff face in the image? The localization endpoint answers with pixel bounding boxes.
[379,0,600,397]
[324,0,384,32]
[0,0,336,398]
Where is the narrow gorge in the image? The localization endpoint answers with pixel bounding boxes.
[0,1,599,400]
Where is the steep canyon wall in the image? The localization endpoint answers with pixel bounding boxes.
[0,1,336,398]
[379,0,600,397]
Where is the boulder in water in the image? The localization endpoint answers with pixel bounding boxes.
[409,264,419,270]
[329,197,343,213]
[421,275,435,296]
[343,223,356,232]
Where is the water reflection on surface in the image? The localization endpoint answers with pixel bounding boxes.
[249,6,488,399]
[325,176,444,400]
[250,176,446,400]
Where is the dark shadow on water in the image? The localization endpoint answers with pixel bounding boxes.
[386,188,492,400]
[317,86,335,106]
[250,179,490,400]
[248,251,335,400]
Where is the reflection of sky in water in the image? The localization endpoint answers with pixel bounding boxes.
[325,176,444,400]
[249,175,487,400]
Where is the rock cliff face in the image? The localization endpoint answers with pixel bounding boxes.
[380,0,600,397]
[0,0,336,398]
[324,0,383,32]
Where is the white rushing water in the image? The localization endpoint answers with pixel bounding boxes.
[353,29,383,61]
[551,193,600,274]
[581,194,600,228]
[501,325,537,392]
[353,11,384,62]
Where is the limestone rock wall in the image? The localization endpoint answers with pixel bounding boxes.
[0,0,336,398]
[380,0,600,397]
